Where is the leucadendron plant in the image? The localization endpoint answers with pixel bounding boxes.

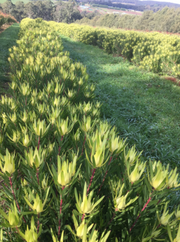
[0,18,180,242]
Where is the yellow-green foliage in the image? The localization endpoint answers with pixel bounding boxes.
[50,22,180,77]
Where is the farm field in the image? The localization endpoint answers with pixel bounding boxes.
[78,4,142,16]
[1,22,180,170]
[1,20,180,241]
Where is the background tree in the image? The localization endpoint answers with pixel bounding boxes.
[34,1,46,19]
[173,9,180,33]
[1,0,15,15]
[24,2,39,19]
[14,1,27,22]
[53,0,82,23]
[43,0,54,21]
[0,4,3,12]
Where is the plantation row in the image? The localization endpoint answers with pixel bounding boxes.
[46,21,180,78]
[0,18,180,241]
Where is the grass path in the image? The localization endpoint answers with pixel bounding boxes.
[59,34,180,170]
[0,23,20,95]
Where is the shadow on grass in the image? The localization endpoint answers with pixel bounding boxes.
[59,33,180,169]
[0,23,20,93]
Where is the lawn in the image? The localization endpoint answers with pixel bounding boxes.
[58,33,180,172]
[0,23,20,95]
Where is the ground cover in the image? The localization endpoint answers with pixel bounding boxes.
[59,33,180,172]
[0,23,19,96]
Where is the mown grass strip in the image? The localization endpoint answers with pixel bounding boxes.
[0,23,20,95]
[59,33,180,171]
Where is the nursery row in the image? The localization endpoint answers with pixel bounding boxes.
[47,22,180,78]
[0,18,180,241]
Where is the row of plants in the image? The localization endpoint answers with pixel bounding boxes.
[1,18,180,241]
[46,21,180,78]
[0,11,18,28]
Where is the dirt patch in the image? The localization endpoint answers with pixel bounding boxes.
[161,76,180,86]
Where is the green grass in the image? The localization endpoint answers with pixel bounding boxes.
[59,33,180,172]
[0,23,20,95]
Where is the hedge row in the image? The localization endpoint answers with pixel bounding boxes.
[48,22,180,77]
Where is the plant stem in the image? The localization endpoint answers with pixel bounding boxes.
[58,197,63,239]
[81,214,85,221]
[58,136,64,155]
[9,177,20,211]
[87,168,96,195]
[129,189,155,233]
[37,136,40,150]
[37,214,40,233]
[58,146,61,156]
[98,155,113,195]
[9,177,26,223]
[105,212,116,230]
[156,224,161,230]
[15,226,25,241]
[58,186,65,239]
[36,168,39,185]
[81,135,86,156]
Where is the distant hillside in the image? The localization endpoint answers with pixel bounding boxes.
[78,0,180,12]
[114,0,180,7]
[137,0,180,7]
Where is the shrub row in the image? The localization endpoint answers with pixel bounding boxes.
[1,18,180,241]
[49,22,180,77]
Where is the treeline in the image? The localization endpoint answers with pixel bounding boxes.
[1,0,180,34]
[0,0,82,23]
[76,7,180,34]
